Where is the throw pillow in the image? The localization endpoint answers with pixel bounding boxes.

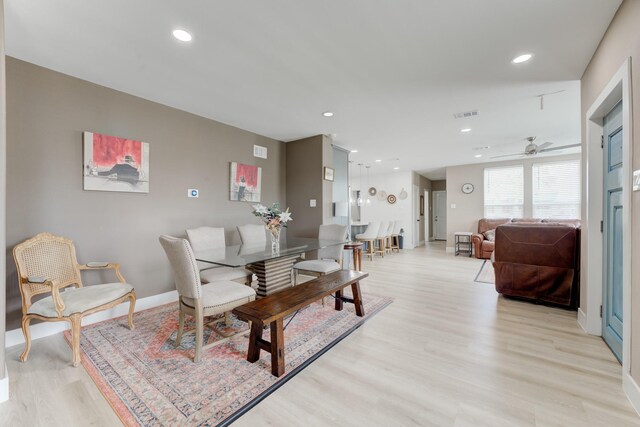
[483,229,496,242]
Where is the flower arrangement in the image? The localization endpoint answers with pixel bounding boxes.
[251,202,292,248]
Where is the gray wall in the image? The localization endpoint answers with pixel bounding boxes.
[5,58,286,330]
[1,0,7,380]
[285,135,333,238]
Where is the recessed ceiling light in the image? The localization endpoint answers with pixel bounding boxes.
[375,159,382,162]
[322,111,334,117]
[512,53,533,64]
[474,154,482,158]
[172,29,192,42]
[461,128,472,133]
[393,167,400,170]
[350,149,358,153]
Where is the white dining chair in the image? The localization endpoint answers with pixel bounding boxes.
[390,220,402,253]
[159,235,256,362]
[385,221,395,254]
[293,224,348,286]
[237,224,267,246]
[186,226,254,286]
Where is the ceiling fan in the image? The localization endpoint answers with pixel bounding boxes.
[490,137,581,159]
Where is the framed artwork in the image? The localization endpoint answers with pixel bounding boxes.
[230,162,262,202]
[324,167,335,182]
[83,131,149,193]
[420,195,424,215]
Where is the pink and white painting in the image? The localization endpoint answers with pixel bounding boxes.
[230,162,261,202]
[83,131,150,193]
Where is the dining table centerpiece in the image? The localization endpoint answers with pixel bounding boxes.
[251,202,292,252]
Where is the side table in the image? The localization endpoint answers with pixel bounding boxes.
[454,232,473,257]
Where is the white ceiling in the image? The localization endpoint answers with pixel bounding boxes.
[5,0,621,179]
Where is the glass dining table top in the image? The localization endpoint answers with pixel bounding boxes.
[195,237,348,268]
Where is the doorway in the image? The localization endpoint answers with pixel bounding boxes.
[583,59,631,381]
[602,100,623,362]
[433,191,446,240]
[424,190,430,241]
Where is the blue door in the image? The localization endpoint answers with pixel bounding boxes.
[602,100,623,362]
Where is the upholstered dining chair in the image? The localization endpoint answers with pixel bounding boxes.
[355,221,380,260]
[374,221,389,258]
[390,220,402,253]
[159,235,256,362]
[293,224,348,286]
[13,232,136,367]
[186,226,254,286]
[237,224,267,246]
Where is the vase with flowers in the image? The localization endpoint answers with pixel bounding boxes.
[251,202,293,252]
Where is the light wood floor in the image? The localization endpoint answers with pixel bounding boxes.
[2,242,639,426]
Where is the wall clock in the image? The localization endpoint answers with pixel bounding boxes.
[461,183,474,194]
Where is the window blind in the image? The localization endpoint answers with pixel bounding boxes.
[484,165,524,218]
[532,159,581,219]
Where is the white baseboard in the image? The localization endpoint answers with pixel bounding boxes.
[446,246,454,253]
[5,290,178,349]
[624,372,640,416]
[577,307,588,333]
[0,365,8,403]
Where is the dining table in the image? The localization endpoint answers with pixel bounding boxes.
[195,237,348,297]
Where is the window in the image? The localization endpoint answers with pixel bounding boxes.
[484,165,524,218]
[532,160,581,219]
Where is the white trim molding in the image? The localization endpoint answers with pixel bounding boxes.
[5,290,178,348]
[624,373,640,417]
[0,365,8,403]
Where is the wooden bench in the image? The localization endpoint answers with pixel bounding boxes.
[232,269,368,377]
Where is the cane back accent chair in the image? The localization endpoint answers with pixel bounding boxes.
[13,232,136,367]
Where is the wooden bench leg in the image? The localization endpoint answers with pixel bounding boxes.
[335,289,344,311]
[247,321,263,363]
[351,281,365,317]
[270,318,285,377]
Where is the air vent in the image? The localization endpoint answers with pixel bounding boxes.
[453,110,479,119]
[253,145,267,159]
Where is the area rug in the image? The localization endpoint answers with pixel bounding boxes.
[474,260,495,284]
[65,292,391,426]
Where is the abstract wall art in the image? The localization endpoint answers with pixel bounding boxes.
[83,131,150,193]
[230,162,261,202]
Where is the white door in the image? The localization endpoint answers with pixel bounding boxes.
[433,191,447,240]
[424,190,430,241]
[413,185,420,247]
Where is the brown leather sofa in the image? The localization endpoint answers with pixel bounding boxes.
[471,218,579,259]
[492,222,580,308]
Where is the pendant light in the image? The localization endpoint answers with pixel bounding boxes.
[356,164,363,206]
[365,166,372,205]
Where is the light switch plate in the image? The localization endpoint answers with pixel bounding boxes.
[451,203,456,209]
[188,189,199,198]
[634,170,640,192]
[310,199,317,207]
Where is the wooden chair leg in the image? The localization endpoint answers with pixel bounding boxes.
[70,315,82,367]
[19,316,32,363]
[224,311,232,326]
[194,309,204,363]
[127,293,136,330]
[176,309,185,346]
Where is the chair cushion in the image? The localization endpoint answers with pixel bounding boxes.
[182,281,255,312]
[200,266,252,283]
[28,283,134,318]
[293,260,341,274]
[483,229,496,242]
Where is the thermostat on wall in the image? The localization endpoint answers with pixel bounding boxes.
[188,189,199,198]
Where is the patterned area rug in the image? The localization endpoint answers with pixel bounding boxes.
[65,292,391,426]
[474,260,495,284]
